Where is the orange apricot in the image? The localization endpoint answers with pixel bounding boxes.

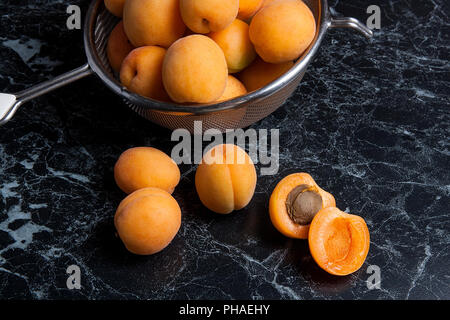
[162,35,228,103]
[238,0,264,20]
[123,0,186,48]
[208,19,256,73]
[249,0,316,63]
[195,144,257,214]
[120,46,169,101]
[105,0,126,17]
[309,207,370,276]
[115,187,181,255]
[269,173,335,239]
[238,57,294,92]
[107,21,135,73]
[217,75,247,102]
[114,147,180,194]
[179,0,239,34]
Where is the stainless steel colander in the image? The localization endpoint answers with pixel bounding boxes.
[0,0,372,132]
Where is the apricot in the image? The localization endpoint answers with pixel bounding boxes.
[238,57,294,92]
[238,0,264,20]
[123,0,186,48]
[217,75,247,102]
[269,173,335,239]
[105,0,126,17]
[179,0,239,34]
[115,188,181,255]
[162,35,228,103]
[195,144,257,214]
[208,19,256,73]
[249,0,316,63]
[107,21,135,73]
[309,207,370,276]
[114,147,180,194]
[120,46,169,101]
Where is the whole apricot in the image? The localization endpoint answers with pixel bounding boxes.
[162,35,228,103]
[238,0,264,20]
[208,19,256,73]
[249,0,316,63]
[105,0,126,17]
[114,147,180,194]
[238,57,294,92]
[115,188,181,255]
[107,21,135,73]
[179,0,239,34]
[120,46,169,101]
[195,144,257,214]
[217,76,247,102]
[123,0,186,48]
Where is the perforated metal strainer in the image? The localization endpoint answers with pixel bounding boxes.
[0,0,372,132]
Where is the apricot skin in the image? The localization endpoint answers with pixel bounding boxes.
[249,0,316,63]
[123,0,186,48]
[162,35,228,103]
[114,147,180,194]
[107,21,135,73]
[238,57,294,92]
[208,19,256,73]
[195,144,257,214]
[120,46,169,101]
[179,0,239,34]
[105,0,126,17]
[217,76,247,102]
[238,0,264,20]
[115,188,181,255]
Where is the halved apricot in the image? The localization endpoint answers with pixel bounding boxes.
[308,207,370,276]
[269,173,335,239]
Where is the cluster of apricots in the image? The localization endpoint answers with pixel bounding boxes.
[113,145,370,276]
[105,0,316,104]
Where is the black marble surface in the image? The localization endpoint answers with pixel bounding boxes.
[0,0,449,300]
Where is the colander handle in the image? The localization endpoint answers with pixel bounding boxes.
[0,63,93,126]
[329,15,374,38]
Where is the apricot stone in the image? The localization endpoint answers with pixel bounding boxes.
[208,19,256,73]
[238,57,294,92]
[217,75,247,102]
[120,46,169,101]
[114,147,180,194]
[107,21,135,73]
[195,144,257,214]
[249,0,316,63]
[162,35,228,103]
[115,188,181,255]
[105,0,126,17]
[179,0,239,34]
[237,0,264,20]
[123,0,186,48]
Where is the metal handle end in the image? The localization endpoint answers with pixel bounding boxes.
[0,93,20,126]
[330,16,374,39]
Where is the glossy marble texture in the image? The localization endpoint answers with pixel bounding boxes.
[0,0,448,299]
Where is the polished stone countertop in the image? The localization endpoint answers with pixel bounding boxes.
[0,0,448,299]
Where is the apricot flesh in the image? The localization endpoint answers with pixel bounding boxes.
[120,46,169,101]
[249,0,316,63]
[107,21,135,73]
[105,0,126,17]
[114,147,180,194]
[238,0,264,20]
[269,173,336,239]
[195,144,257,214]
[238,57,294,92]
[217,75,247,102]
[115,187,181,255]
[162,35,228,103]
[309,207,370,275]
[179,0,239,34]
[208,19,256,73]
[123,0,186,48]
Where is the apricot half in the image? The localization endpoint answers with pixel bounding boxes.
[195,144,257,214]
[269,173,335,239]
[309,207,370,276]
[115,188,181,255]
[249,0,316,63]
[114,147,180,194]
